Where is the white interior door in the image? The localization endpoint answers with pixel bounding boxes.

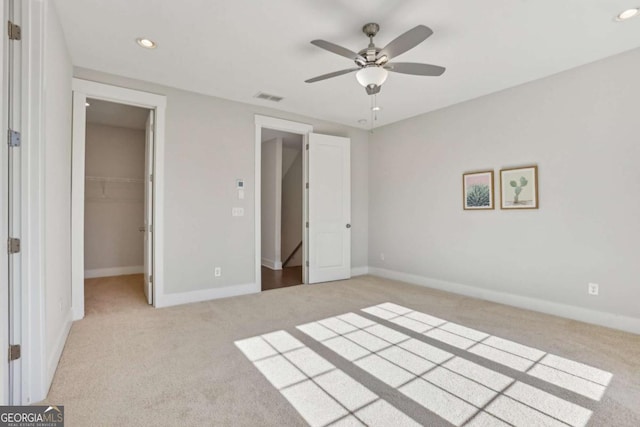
[308,133,351,283]
[143,110,154,304]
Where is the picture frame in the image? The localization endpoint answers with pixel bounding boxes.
[462,170,494,210]
[500,165,538,209]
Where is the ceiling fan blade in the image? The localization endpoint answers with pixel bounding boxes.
[311,40,363,61]
[384,62,445,76]
[379,25,433,60]
[305,68,359,83]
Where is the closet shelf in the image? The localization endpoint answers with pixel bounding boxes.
[86,176,144,184]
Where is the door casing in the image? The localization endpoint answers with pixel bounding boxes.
[71,79,166,318]
[143,110,154,304]
[255,115,313,288]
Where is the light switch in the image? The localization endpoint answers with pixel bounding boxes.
[238,189,245,200]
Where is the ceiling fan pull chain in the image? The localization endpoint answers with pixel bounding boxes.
[374,94,378,121]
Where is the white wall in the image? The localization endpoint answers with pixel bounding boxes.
[73,67,369,295]
[281,149,303,267]
[43,0,73,391]
[260,137,282,269]
[84,123,145,275]
[369,48,640,330]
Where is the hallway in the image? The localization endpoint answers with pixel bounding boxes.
[261,266,303,291]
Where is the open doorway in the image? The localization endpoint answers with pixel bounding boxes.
[260,129,304,291]
[83,99,152,314]
[71,79,166,319]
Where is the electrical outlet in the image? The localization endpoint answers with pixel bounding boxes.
[380,253,385,261]
[588,283,599,296]
[215,267,222,277]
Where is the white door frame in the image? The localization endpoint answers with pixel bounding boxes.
[71,79,166,319]
[255,115,313,289]
[1,0,10,405]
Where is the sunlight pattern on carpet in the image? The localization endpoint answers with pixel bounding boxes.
[235,303,612,427]
[362,303,612,401]
[298,311,596,427]
[235,330,420,427]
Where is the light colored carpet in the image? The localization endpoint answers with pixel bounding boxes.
[43,274,640,426]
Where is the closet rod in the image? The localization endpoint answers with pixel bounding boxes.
[85,175,144,184]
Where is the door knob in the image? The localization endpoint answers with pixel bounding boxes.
[346,224,351,229]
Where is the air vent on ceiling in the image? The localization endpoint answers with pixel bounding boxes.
[254,92,284,102]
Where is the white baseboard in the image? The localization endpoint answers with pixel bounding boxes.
[84,265,143,279]
[351,266,369,277]
[261,258,282,270]
[368,266,640,335]
[45,309,72,396]
[156,282,259,308]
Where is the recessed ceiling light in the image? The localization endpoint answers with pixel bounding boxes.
[616,8,639,21]
[136,38,157,49]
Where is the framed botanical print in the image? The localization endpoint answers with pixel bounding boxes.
[500,165,538,209]
[463,170,494,210]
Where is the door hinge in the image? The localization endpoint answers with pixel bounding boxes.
[8,21,21,41]
[150,174,153,182]
[9,344,21,361]
[306,144,309,150]
[8,129,21,147]
[149,275,153,284]
[306,260,309,267]
[305,222,309,228]
[305,182,309,189]
[7,238,20,254]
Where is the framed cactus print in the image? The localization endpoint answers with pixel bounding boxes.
[463,170,494,210]
[500,165,538,209]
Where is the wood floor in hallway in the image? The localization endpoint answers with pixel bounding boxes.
[261,266,303,291]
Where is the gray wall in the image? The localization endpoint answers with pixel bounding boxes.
[369,48,640,320]
[260,138,281,267]
[282,150,303,267]
[74,67,369,294]
[84,123,145,272]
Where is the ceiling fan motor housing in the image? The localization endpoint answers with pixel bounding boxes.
[357,47,384,65]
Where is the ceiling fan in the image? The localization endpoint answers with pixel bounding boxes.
[305,23,446,95]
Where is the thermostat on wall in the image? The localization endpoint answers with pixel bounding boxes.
[236,179,244,189]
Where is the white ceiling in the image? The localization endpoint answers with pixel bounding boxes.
[56,0,640,129]
[86,98,149,130]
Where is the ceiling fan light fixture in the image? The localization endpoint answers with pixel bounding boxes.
[616,8,639,21]
[356,66,388,88]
